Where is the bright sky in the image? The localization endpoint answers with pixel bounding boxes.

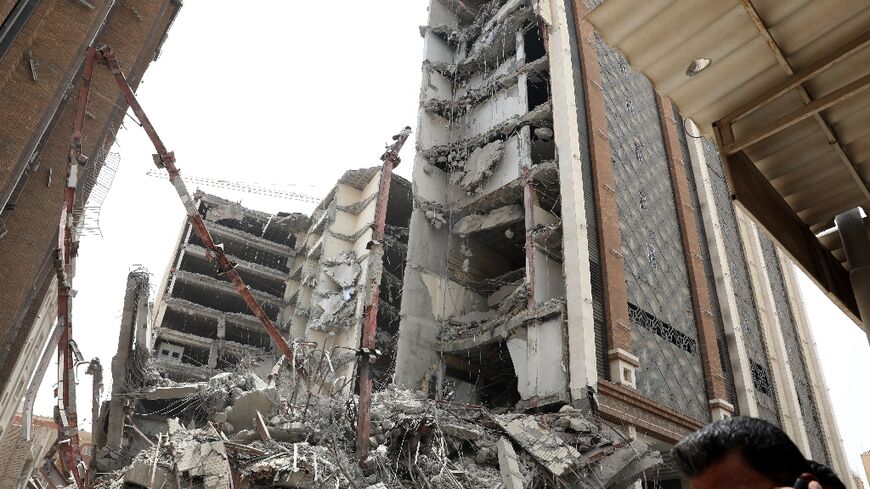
[30,1,870,485]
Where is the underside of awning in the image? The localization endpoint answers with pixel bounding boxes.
[587,0,870,331]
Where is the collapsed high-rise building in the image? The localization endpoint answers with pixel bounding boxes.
[150,192,309,382]
[93,169,413,468]
[10,1,858,488]
[393,0,852,485]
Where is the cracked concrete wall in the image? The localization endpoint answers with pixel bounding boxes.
[506,314,568,402]
[284,170,411,393]
[395,0,572,403]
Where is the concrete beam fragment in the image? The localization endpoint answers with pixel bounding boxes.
[496,437,524,489]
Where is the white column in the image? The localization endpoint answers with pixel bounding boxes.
[736,211,808,450]
[547,0,598,400]
[684,120,758,417]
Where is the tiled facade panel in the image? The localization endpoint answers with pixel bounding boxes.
[674,113,740,412]
[702,139,781,426]
[597,38,707,421]
[759,234,828,462]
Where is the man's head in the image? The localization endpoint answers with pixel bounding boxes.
[671,417,843,489]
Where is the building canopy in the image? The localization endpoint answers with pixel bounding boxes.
[587,0,870,333]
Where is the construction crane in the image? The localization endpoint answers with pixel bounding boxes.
[56,42,408,487]
[52,45,309,488]
[144,169,322,204]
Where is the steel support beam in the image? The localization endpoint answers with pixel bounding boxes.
[734,1,870,207]
[723,73,870,156]
[723,30,870,124]
[834,208,870,341]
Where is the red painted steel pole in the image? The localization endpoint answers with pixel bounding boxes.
[355,127,411,463]
[54,46,97,489]
[96,46,300,368]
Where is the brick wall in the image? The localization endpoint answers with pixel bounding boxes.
[0,0,181,390]
[0,1,19,24]
[0,0,116,208]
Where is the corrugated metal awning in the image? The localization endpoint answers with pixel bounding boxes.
[586,0,870,330]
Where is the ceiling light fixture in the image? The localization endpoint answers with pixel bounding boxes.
[686,57,712,77]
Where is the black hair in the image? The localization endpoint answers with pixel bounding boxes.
[671,417,812,486]
[807,460,847,489]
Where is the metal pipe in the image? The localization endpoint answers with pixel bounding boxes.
[355,126,411,462]
[834,207,870,343]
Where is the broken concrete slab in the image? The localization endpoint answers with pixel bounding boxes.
[481,204,524,231]
[270,421,308,443]
[495,414,581,478]
[453,213,486,236]
[487,281,521,308]
[496,437,524,489]
[137,384,204,400]
[441,422,483,441]
[224,387,277,432]
[203,201,244,222]
[178,441,232,489]
[453,203,524,236]
[457,139,505,193]
[323,251,361,288]
[123,457,172,489]
[589,441,663,489]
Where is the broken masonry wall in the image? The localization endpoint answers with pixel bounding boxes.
[396,0,571,407]
[292,176,380,391]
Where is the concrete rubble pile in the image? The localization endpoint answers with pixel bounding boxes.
[93,367,660,489]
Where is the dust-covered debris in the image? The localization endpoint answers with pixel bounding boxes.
[417,199,448,229]
[93,364,660,489]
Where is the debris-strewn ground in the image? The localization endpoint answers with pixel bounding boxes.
[92,365,661,489]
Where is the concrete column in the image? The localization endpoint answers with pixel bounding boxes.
[549,0,598,400]
[106,273,142,450]
[217,316,226,339]
[151,222,191,346]
[684,120,759,418]
[737,212,807,446]
[208,343,219,369]
[658,98,732,421]
[393,0,454,389]
[781,260,854,486]
[571,0,637,390]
